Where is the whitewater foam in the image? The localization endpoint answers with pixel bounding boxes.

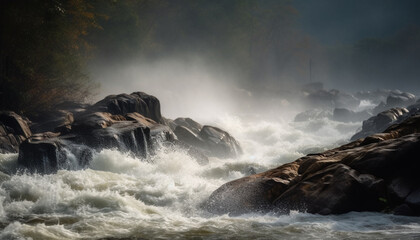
[0,115,419,239]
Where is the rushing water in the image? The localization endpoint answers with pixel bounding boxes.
[1,115,420,240]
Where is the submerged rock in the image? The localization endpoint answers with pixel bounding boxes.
[205,115,420,216]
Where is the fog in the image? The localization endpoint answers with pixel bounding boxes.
[89,0,420,122]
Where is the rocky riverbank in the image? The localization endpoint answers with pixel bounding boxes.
[205,114,420,216]
[0,92,242,173]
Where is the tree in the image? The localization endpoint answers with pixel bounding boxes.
[0,0,99,113]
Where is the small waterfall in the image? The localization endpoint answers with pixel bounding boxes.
[131,131,140,154]
[141,128,149,157]
[41,152,49,173]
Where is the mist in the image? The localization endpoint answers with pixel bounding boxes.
[87,0,420,122]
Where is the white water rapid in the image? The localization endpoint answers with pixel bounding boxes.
[0,115,419,239]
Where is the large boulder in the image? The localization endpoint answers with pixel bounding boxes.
[205,114,420,216]
[18,109,175,173]
[18,133,93,173]
[91,92,163,124]
[0,111,32,153]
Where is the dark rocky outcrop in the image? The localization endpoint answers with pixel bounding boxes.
[17,111,174,172]
[91,92,163,124]
[11,91,240,173]
[205,115,420,216]
[0,111,32,153]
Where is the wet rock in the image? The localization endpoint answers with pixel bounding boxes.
[0,111,32,153]
[17,133,93,173]
[199,126,242,158]
[0,111,31,138]
[91,92,163,123]
[125,112,156,127]
[173,118,202,135]
[373,90,416,114]
[171,118,242,159]
[29,110,74,134]
[351,107,409,140]
[18,138,64,173]
[205,162,299,215]
[206,115,420,216]
[72,121,152,158]
[274,164,385,214]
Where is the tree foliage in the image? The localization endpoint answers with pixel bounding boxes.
[0,0,99,113]
[1,0,309,113]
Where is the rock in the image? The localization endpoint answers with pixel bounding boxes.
[205,162,299,215]
[394,204,415,216]
[170,117,242,159]
[205,114,420,216]
[174,125,203,145]
[406,188,420,208]
[18,134,93,173]
[354,89,391,105]
[386,91,416,108]
[274,164,385,214]
[388,178,414,201]
[0,111,32,153]
[29,110,74,134]
[173,117,202,135]
[91,92,163,123]
[125,112,156,127]
[0,111,31,138]
[18,138,64,173]
[351,107,409,140]
[199,126,242,158]
[72,112,124,130]
[373,90,416,114]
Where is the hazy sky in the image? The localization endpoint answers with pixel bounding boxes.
[294,0,420,45]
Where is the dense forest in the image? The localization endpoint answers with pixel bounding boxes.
[1,0,419,113]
